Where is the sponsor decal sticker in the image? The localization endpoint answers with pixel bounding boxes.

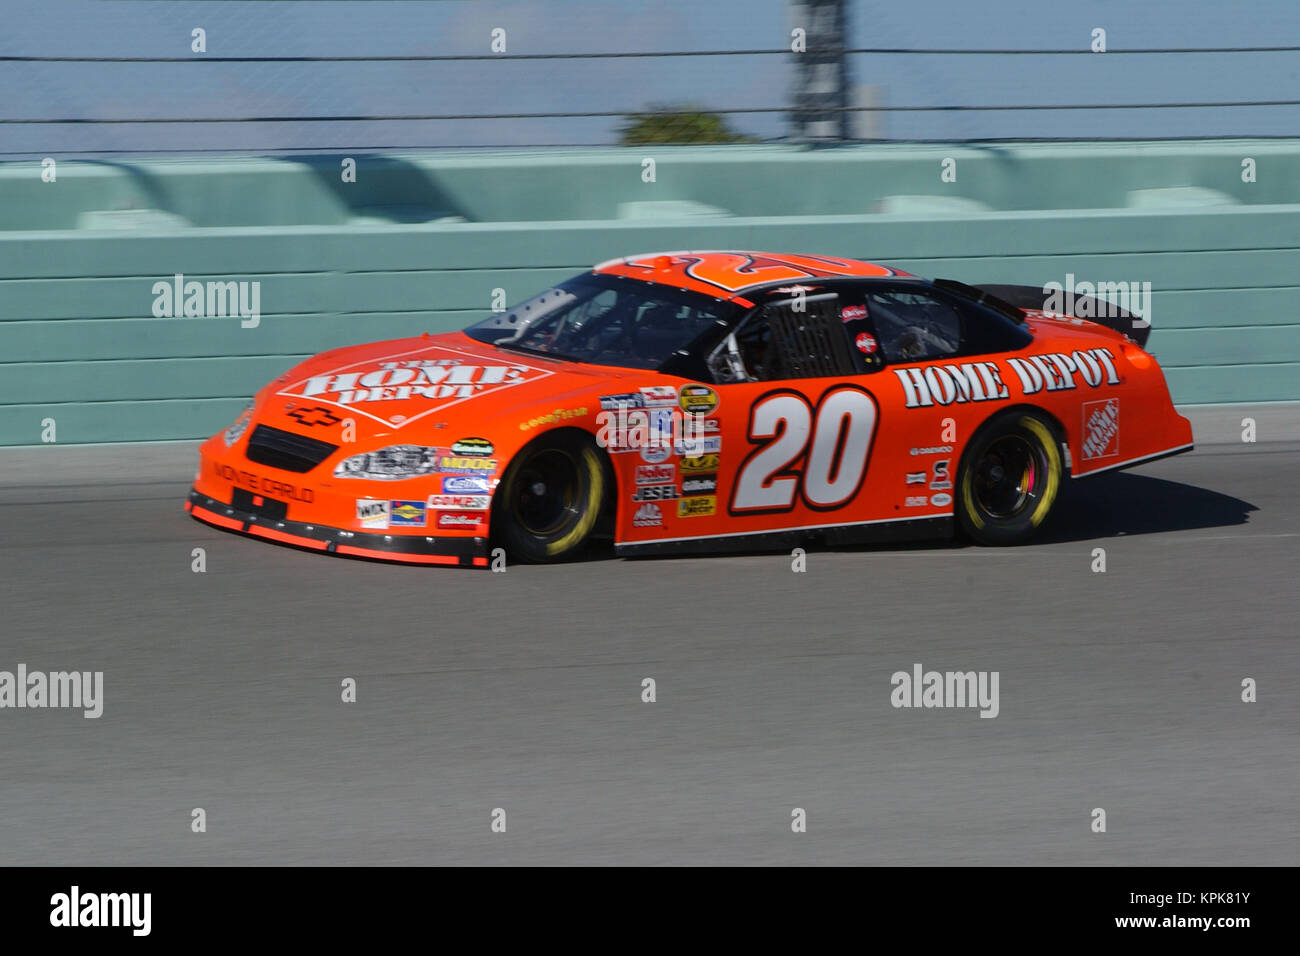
[632,502,663,527]
[854,332,877,355]
[1081,398,1120,460]
[905,495,929,507]
[678,384,719,416]
[640,443,672,464]
[442,475,492,493]
[905,471,927,485]
[357,499,391,529]
[439,455,497,474]
[635,463,675,485]
[450,437,494,457]
[681,474,717,495]
[599,392,645,411]
[427,494,491,511]
[390,500,428,526]
[437,511,485,530]
[677,496,717,518]
[930,493,953,507]
[519,406,589,431]
[639,385,679,406]
[909,445,953,457]
[681,454,720,474]
[674,434,722,457]
[840,304,868,323]
[930,459,952,490]
[632,484,680,502]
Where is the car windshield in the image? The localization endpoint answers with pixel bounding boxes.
[465,272,736,370]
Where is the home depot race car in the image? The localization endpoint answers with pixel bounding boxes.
[187,251,1193,566]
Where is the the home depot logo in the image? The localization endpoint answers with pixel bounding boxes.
[1081,398,1120,460]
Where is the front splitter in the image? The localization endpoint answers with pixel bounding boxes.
[187,488,489,567]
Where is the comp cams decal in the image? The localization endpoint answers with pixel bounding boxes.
[428,495,491,510]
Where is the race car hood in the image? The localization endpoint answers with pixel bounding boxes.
[255,330,640,443]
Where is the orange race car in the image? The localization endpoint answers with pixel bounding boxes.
[187,251,1193,566]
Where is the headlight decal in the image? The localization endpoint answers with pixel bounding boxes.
[223,403,253,447]
[334,444,444,480]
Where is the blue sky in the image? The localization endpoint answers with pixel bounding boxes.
[2,0,1299,154]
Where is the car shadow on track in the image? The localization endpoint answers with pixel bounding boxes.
[1035,472,1257,544]
[613,472,1257,563]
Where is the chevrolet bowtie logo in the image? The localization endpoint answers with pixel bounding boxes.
[286,406,342,427]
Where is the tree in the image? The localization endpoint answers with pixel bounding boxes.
[619,105,757,145]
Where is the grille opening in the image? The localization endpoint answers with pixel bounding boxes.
[244,424,339,473]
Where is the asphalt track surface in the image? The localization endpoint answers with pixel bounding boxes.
[2,405,1297,866]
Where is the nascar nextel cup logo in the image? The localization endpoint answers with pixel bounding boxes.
[894,348,1120,409]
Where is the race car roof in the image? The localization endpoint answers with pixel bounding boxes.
[593,251,913,301]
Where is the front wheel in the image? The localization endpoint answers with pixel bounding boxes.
[493,431,605,563]
[957,410,1063,546]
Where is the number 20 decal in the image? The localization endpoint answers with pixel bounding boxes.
[730,386,878,514]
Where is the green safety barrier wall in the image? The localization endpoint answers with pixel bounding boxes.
[1,142,1297,445]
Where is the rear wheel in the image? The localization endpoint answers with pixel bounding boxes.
[957,410,1063,546]
[493,431,605,563]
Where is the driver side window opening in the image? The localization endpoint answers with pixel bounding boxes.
[709,293,861,383]
[865,289,962,364]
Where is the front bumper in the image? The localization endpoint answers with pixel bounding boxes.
[187,488,490,567]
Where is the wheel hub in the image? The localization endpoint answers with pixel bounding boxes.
[974,435,1040,519]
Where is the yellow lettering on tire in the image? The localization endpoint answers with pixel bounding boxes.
[1019,416,1061,528]
[961,469,984,530]
[544,447,602,556]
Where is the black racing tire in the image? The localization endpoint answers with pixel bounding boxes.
[493,430,605,563]
[957,409,1064,546]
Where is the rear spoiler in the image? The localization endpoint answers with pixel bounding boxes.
[966,282,1151,348]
